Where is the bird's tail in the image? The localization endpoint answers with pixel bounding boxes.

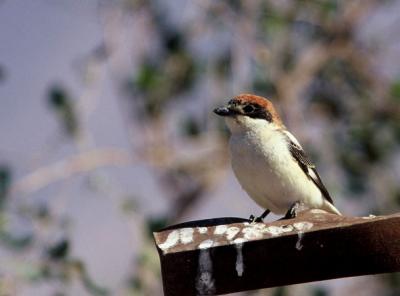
[323,201,342,216]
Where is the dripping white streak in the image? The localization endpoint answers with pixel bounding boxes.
[235,243,244,277]
[196,249,215,295]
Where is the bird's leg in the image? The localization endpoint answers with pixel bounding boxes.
[249,209,270,223]
[283,201,301,219]
[259,209,271,220]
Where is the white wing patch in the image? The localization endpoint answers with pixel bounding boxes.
[308,168,318,180]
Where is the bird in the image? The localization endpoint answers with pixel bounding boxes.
[213,94,341,222]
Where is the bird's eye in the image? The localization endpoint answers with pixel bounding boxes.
[243,105,255,113]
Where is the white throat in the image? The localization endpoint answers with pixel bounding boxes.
[225,115,279,140]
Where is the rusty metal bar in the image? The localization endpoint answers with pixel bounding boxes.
[153,210,400,296]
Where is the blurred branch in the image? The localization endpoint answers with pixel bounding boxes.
[11,148,133,195]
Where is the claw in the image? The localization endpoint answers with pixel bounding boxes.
[249,209,270,223]
[283,201,301,219]
[248,215,262,223]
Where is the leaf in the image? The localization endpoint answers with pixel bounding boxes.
[0,165,11,202]
[181,116,201,138]
[46,238,69,261]
[162,29,184,54]
[273,286,287,296]
[0,64,6,83]
[47,85,78,136]
[48,86,68,108]
[135,62,163,93]
[390,79,400,101]
[312,287,329,296]
[127,275,143,292]
[146,216,168,238]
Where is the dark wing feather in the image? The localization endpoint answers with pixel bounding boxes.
[286,134,334,205]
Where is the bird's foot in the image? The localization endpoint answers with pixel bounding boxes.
[283,201,302,219]
[248,209,270,223]
[248,215,263,223]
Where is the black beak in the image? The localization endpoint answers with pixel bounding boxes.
[213,106,232,116]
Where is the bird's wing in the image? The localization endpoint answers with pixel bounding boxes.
[283,131,334,205]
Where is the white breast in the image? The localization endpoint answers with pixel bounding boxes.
[229,124,324,214]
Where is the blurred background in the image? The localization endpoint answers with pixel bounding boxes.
[1,0,400,295]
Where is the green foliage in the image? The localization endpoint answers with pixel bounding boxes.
[46,238,69,261]
[22,263,49,281]
[273,286,287,296]
[383,273,400,296]
[47,85,78,137]
[252,65,277,97]
[253,78,277,97]
[124,5,199,121]
[146,216,168,238]
[259,5,286,38]
[339,118,398,195]
[0,64,5,83]
[161,29,184,54]
[312,287,329,296]
[181,116,201,138]
[390,79,400,101]
[316,58,366,98]
[127,275,143,292]
[135,62,164,93]
[318,0,339,19]
[0,165,11,205]
[126,51,197,119]
[393,188,400,206]
[340,165,367,195]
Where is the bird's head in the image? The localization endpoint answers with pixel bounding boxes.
[214,94,283,133]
